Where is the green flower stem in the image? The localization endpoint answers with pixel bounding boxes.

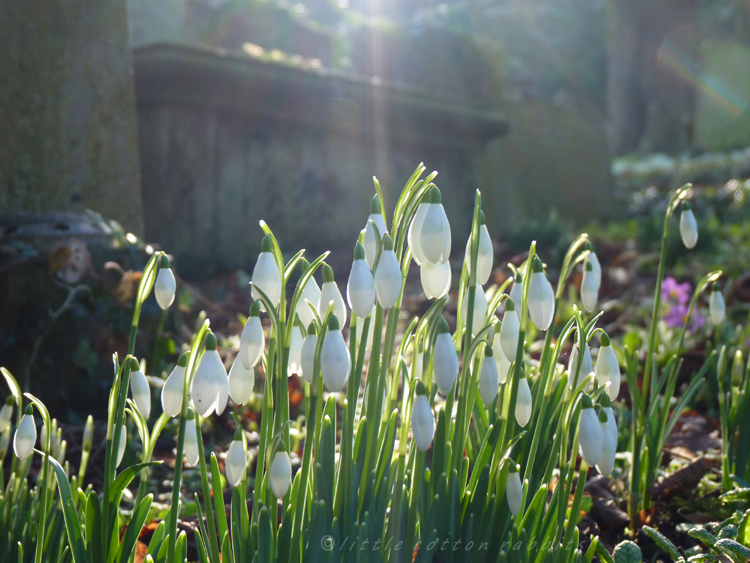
[361,305,384,490]
[253,365,274,522]
[26,396,52,563]
[194,414,222,563]
[405,447,425,558]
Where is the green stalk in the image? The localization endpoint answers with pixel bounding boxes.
[194,414,222,563]
[405,448,425,558]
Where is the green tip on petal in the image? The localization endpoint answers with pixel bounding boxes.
[600,333,610,347]
[354,243,365,261]
[382,235,394,251]
[322,264,335,283]
[415,380,428,396]
[307,322,317,335]
[370,195,382,215]
[205,332,218,351]
[508,460,518,473]
[261,235,274,253]
[327,314,340,331]
[24,405,33,416]
[681,200,691,211]
[506,298,515,312]
[234,428,244,441]
[599,393,611,408]
[178,352,190,367]
[532,255,544,273]
[484,345,493,357]
[585,261,593,272]
[581,393,593,409]
[159,255,171,269]
[5,396,13,406]
[249,301,261,317]
[437,316,450,334]
[598,409,608,423]
[479,210,485,225]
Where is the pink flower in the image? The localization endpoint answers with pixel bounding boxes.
[662,277,691,306]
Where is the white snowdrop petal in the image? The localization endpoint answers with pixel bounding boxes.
[13,414,36,460]
[419,204,447,264]
[300,334,318,384]
[162,365,185,417]
[319,281,348,327]
[374,251,402,309]
[492,333,511,384]
[411,395,435,452]
[347,260,376,318]
[680,209,698,249]
[588,252,602,287]
[408,204,429,266]
[580,270,599,313]
[364,214,388,270]
[288,325,304,377]
[596,412,617,477]
[155,268,177,310]
[507,470,523,516]
[460,284,487,336]
[320,330,351,392]
[595,345,620,400]
[478,356,500,405]
[251,252,282,309]
[355,306,376,351]
[130,370,151,419]
[515,378,532,427]
[228,358,255,405]
[116,425,127,467]
[270,451,292,498]
[568,342,594,390]
[0,404,13,430]
[578,408,603,467]
[500,309,520,361]
[439,205,452,263]
[509,281,523,310]
[528,272,555,331]
[296,278,321,328]
[240,316,264,370]
[710,290,726,325]
[465,224,493,285]
[433,333,459,394]
[184,423,200,467]
[191,350,224,417]
[420,260,451,300]
[225,440,247,487]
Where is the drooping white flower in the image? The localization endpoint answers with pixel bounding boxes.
[710,283,725,325]
[347,243,376,318]
[320,315,351,392]
[408,196,430,266]
[0,397,13,431]
[432,317,459,394]
[596,397,618,477]
[0,425,10,461]
[420,260,451,300]
[228,356,255,406]
[251,235,282,309]
[270,449,292,498]
[191,333,229,417]
[460,283,487,336]
[587,243,602,287]
[528,256,555,331]
[500,298,520,361]
[595,333,620,400]
[578,394,603,467]
[417,187,451,264]
[491,332,511,384]
[580,260,599,313]
[294,260,321,328]
[465,213,493,285]
[300,323,318,384]
[515,377,532,427]
[130,368,151,419]
[411,383,435,452]
[162,354,188,417]
[363,196,388,270]
[184,413,199,467]
[568,339,594,390]
[155,256,177,310]
[288,322,304,377]
[240,302,264,370]
[478,347,500,405]
[13,406,36,460]
[116,424,127,467]
[374,235,402,309]
[319,264,347,326]
[506,463,523,516]
[225,432,247,487]
[680,201,698,249]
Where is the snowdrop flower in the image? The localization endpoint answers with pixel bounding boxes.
[184,411,199,467]
[509,273,523,310]
[416,187,451,264]
[578,394,603,467]
[491,332,511,384]
[319,264,347,326]
[461,283,487,336]
[191,332,229,417]
[162,352,188,417]
[580,261,598,313]
[251,235,282,310]
[596,395,618,477]
[374,235,402,309]
[595,333,620,400]
[528,256,555,331]
[300,323,318,384]
[225,430,247,487]
[363,195,388,270]
[294,259,321,328]
[13,406,36,460]
[411,381,435,452]
[355,305,376,351]
[464,211,493,285]
[420,259,451,300]
[320,315,351,392]
[114,425,127,467]
[228,355,255,406]
[288,320,304,377]
[586,242,602,287]
[500,298,520,361]
[568,339,593,390]
[710,283,725,325]
[82,416,94,453]
[0,425,10,462]
[130,365,151,419]
[155,255,177,310]
[433,317,459,394]
[515,377,532,427]
[506,462,523,516]
[239,301,264,370]
[347,243,376,318]
[408,193,430,266]
[478,346,500,405]
[270,447,292,498]
[679,201,698,249]
[0,396,13,431]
